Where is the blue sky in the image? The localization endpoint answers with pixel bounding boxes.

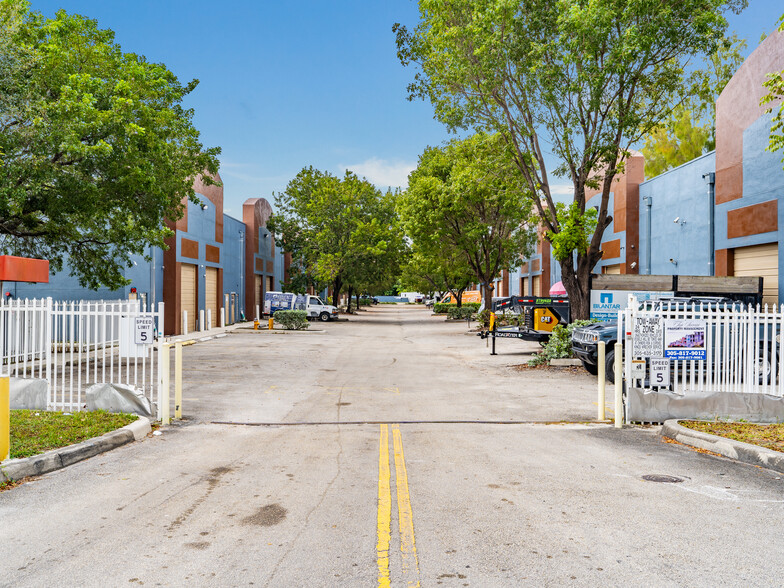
[28,0,784,218]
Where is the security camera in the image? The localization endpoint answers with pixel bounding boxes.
[673,217,680,223]
[630,261,637,269]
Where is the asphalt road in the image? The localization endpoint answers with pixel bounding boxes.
[2,305,784,587]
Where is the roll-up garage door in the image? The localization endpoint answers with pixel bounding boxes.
[533,275,541,297]
[522,277,529,296]
[205,267,218,328]
[603,264,621,275]
[733,243,778,305]
[255,275,262,317]
[181,263,197,334]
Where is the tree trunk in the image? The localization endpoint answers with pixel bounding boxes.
[331,276,342,307]
[481,283,495,311]
[355,291,361,311]
[455,286,466,308]
[559,255,592,320]
[346,285,354,313]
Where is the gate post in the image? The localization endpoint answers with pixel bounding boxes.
[597,341,606,420]
[614,343,623,428]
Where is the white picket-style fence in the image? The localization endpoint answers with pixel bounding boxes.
[0,297,164,415]
[624,297,783,396]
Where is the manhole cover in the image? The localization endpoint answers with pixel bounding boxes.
[642,474,684,483]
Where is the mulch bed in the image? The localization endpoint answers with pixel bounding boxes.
[680,421,784,453]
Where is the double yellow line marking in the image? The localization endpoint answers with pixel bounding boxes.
[377,424,420,588]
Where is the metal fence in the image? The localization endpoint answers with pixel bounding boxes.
[623,296,784,422]
[0,297,164,415]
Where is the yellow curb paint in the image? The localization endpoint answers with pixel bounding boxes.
[392,425,421,587]
[377,424,391,588]
[0,375,9,461]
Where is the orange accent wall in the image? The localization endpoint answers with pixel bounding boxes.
[601,239,621,260]
[0,256,49,283]
[181,238,199,259]
[726,200,778,239]
[206,244,221,263]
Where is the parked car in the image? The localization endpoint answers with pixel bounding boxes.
[570,296,776,383]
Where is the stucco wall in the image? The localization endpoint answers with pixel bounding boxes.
[639,152,715,277]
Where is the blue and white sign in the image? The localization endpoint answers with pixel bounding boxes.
[590,290,674,321]
[664,319,707,360]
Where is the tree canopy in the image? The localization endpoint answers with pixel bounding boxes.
[0,1,220,289]
[395,0,744,318]
[268,167,405,308]
[398,132,535,305]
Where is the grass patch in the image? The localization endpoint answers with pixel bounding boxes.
[9,410,138,459]
[680,421,784,453]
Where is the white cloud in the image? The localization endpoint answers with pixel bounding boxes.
[550,184,574,196]
[339,158,417,190]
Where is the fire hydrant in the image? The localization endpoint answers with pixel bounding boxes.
[253,319,259,330]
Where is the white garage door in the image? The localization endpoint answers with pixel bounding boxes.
[734,243,779,305]
[205,267,218,328]
[603,264,621,275]
[533,275,541,297]
[522,277,529,296]
[181,263,197,334]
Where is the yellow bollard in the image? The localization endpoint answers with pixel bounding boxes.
[161,343,171,425]
[174,341,183,420]
[1,375,9,462]
[253,319,259,330]
[268,317,274,330]
[597,341,606,421]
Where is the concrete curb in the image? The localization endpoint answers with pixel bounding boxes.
[0,416,151,483]
[661,419,784,474]
[549,358,583,367]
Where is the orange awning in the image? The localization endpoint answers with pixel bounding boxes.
[0,256,49,283]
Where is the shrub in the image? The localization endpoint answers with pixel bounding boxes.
[434,302,480,314]
[273,310,309,330]
[528,319,594,366]
[447,306,474,320]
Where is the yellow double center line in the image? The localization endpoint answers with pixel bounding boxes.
[377,424,421,588]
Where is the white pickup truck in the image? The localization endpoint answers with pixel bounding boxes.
[264,292,339,322]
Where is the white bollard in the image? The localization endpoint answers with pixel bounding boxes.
[199,309,205,332]
[614,342,623,428]
[207,309,212,331]
[597,341,606,421]
[182,311,189,336]
[221,308,226,328]
[160,343,171,425]
[256,305,260,321]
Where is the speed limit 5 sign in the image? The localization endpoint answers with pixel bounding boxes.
[650,358,670,387]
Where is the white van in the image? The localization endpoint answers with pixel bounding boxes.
[264,292,339,322]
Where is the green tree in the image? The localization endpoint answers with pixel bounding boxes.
[398,133,535,306]
[761,15,784,163]
[0,1,220,289]
[269,168,405,308]
[400,246,474,307]
[395,0,743,318]
[643,34,747,178]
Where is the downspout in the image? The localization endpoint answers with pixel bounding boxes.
[703,172,716,276]
[643,196,652,274]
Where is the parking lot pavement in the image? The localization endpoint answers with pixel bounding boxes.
[4,305,782,586]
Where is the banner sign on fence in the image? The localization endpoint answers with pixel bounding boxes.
[134,316,155,345]
[650,358,670,387]
[590,290,674,321]
[664,319,707,360]
[632,316,664,357]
